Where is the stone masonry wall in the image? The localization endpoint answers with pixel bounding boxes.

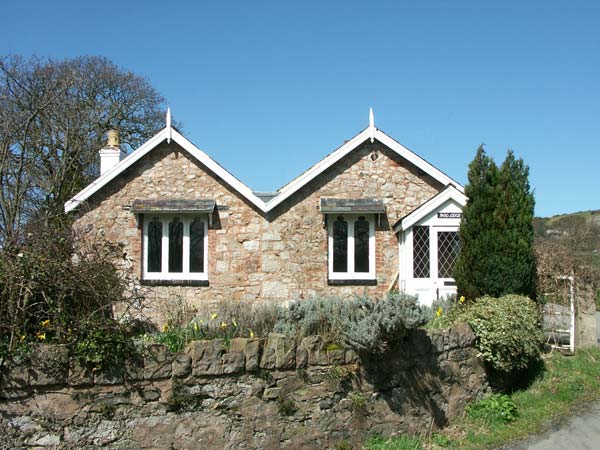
[74,140,441,323]
[0,324,488,450]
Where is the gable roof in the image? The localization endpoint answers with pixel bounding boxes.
[64,127,266,213]
[64,121,464,214]
[394,184,467,231]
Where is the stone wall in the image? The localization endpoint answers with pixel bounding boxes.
[0,324,488,449]
[74,140,442,323]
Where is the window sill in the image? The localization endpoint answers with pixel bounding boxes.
[141,279,209,287]
[327,279,377,286]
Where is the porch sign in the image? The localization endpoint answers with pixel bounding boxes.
[437,212,462,219]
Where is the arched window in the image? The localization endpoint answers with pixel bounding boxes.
[147,217,162,273]
[328,214,375,280]
[333,216,348,273]
[143,215,208,281]
[168,217,184,273]
[354,216,370,273]
[190,219,205,273]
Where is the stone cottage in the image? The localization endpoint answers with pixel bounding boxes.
[65,110,466,319]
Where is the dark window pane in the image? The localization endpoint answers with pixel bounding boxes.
[438,231,460,278]
[354,216,370,272]
[190,219,205,273]
[333,216,348,272]
[169,217,183,273]
[147,217,162,272]
[413,226,430,278]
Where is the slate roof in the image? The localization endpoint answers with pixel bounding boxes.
[253,192,280,203]
[320,198,386,213]
[131,199,216,213]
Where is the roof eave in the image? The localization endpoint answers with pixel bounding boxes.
[394,185,467,232]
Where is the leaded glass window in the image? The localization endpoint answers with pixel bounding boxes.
[147,217,162,273]
[143,215,208,280]
[190,219,205,273]
[328,214,375,279]
[413,226,430,278]
[354,216,370,273]
[168,217,184,272]
[333,216,348,273]
[437,231,460,278]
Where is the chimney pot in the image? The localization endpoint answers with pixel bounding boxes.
[99,129,126,176]
[107,129,120,147]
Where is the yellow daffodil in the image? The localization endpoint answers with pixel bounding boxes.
[459,295,466,304]
[19,334,26,341]
[211,313,218,320]
[193,322,199,332]
[220,321,227,329]
[249,329,255,338]
[162,324,169,333]
[41,319,50,328]
[36,332,46,341]
[436,307,443,318]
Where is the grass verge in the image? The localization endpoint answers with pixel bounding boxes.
[363,347,600,450]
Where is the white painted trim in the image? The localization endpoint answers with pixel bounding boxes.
[266,128,464,212]
[65,124,464,216]
[65,129,169,212]
[396,185,467,232]
[65,127,266,213]
[142,214,209,281]
[327,214,376,280]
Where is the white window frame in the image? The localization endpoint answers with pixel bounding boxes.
[327,214,376,280]
[142,214,208,281]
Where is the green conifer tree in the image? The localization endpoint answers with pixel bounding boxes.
[496,150,536,297]
[454,147,536,299]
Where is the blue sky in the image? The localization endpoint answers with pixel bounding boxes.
[2,0,599,217]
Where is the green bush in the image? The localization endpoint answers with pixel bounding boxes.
[273,296,357,342]
[274,293,428,353]
[466,394,518,424]
[0,222,139,363]
[455,295,543,372]
[73,324,138,371]
[342,293,428,353]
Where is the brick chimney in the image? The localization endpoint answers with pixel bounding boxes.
[99,129,126,176]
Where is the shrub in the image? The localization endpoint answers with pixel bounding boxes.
[273,296,357,342]
[0,222,139,364]
[273,293,428,353]
[73,324,138,371]
[342,293,428,353]
[466,394,518,424]
[454,295,543,373]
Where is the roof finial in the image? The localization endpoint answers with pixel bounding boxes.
[166,107,172,144]
[369,107,375,143]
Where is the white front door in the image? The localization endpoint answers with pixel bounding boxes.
[432,227,460,301]
[402,225,460,306]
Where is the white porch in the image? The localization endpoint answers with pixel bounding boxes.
[395,186,466,306]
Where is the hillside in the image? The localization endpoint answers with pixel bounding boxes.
[534,209,600,270]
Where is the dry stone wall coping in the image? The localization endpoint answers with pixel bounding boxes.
[1,325,476,396]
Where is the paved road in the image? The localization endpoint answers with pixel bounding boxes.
[502,402,600,450]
